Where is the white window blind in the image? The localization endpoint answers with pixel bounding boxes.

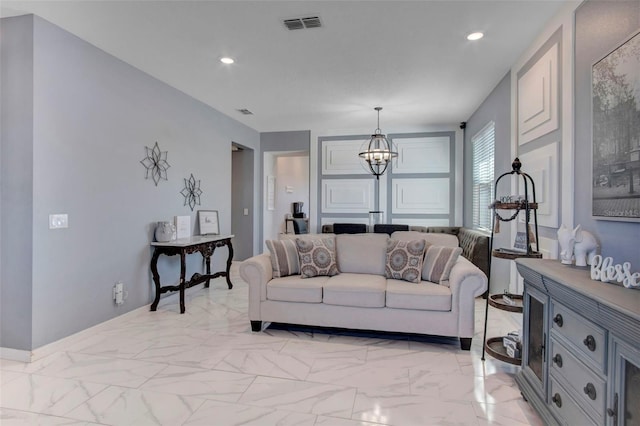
[472,122,495,231]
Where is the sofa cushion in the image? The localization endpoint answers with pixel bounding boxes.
[422,245,462,285]
[265,239,299,278]
[267,275,327,303]
[336,233,388,275]
[322,273,386,308]
[391,230,459,248]
[296,237,339,278]
[385,279,452,311]
[385,239,426,283]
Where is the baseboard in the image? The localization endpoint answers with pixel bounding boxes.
[1,278,222,363]
[0,347,32,362]
[1,302,150,363]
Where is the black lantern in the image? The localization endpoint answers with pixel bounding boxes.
[358,107,397,179]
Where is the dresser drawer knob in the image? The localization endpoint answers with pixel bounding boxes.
[552,354,563,368]
[553,314,563,327]
[552,393,562,408]
[583,383,597,400]
[583,335,596,352]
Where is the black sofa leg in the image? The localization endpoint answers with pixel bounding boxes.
[460,338,472,350]
[250,320,262,332]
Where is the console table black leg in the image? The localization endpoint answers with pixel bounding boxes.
[179,253,186,314]
[204,252,211,288]
[150,249,162,311]
[226,240,234,289]
[251,320,262,332]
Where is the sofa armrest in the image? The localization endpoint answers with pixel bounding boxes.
[239,254,272,321]
[456,228,490,278]
[447,256,488,338]
[426,226,489,278]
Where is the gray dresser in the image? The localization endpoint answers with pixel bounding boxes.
[515,259,640,426]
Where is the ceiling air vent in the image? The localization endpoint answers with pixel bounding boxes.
[301,16,321,28]
[237,109,253,115]
[283,16,322,30]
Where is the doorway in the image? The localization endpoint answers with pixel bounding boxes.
[262,151,309,246]
[231,143,254,261]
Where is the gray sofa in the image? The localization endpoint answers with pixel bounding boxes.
[239,231,488,349]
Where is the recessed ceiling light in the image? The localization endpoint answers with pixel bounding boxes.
[467,32,484,41]
[220,57,235,64]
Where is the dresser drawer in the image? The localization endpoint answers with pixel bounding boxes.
[549,378,598,426]
[549,337,606,420]
[551,302,606,370]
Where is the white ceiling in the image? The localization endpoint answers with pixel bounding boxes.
[1,1,568,133]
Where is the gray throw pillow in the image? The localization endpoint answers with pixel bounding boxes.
[265,239,300,277]
[295,237,339,278]
[385,239,427,283]
[422,245,462,285]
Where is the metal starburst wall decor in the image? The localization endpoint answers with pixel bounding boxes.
[140,142,170,186]
[180,173,203,211]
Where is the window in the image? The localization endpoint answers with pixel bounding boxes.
[472,122,495,231]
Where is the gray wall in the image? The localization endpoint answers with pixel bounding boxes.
[1,15,35,351]
[1,15,259,350]
[463,72,511,291]
[575,0,640,266]
[232,147,254,261]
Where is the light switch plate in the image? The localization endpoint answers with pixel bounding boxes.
[243,208,249,216]
[49,214,68,229]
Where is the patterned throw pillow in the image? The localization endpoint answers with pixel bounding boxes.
[422,245,462,285]
[295,237,339,278]
[265,239,300,278]
[385,239,427,283]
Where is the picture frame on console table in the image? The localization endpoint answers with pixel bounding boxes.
[591,30,640,222]
[198,210,219,235]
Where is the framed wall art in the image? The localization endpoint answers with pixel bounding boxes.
[174,215,191,239]
[198,210,219,235]
[592,30,640,221]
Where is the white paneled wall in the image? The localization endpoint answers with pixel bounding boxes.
[321,178,374,214]
[392,178,450,214]
[518,142,559,227]
[517,43,559,145]
[318,133,455,227]
[393,137,450,174]
[322,140,367,175]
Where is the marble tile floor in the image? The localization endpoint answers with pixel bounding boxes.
[1,264,543,426]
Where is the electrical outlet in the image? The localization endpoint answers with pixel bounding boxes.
[49,214,68,229]
[113,281,124,305]
[243,208,249,216]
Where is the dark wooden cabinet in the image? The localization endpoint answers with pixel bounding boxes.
[515,259,640,426]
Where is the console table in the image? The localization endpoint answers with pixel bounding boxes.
[515,258,640,425]
[150,235,234,314]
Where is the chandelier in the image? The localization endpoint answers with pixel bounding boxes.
[358,107,397,179]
